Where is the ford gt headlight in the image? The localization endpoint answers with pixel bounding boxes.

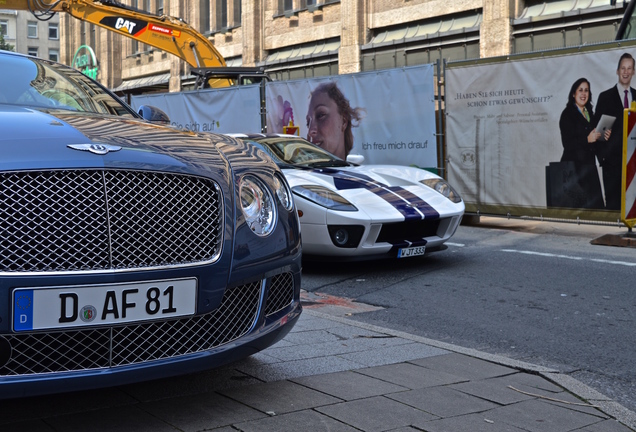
[273,173,294,211]
[240,176,276,236]
[420,179,462,203]
[292,185,358,211]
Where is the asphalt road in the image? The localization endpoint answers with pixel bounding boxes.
[301,217,636,414]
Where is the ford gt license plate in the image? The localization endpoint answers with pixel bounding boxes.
[397,246,426,258]
[13,278,197,332]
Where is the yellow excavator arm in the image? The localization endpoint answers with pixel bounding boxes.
[0,0,233,87]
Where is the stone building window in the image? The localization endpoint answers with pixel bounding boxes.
[218,0,228,29]
[28,21,38,38]
[211,0,241,33]
[200,0,210,32]
[90,24,96,48]
[79,21,96,48]
[130,0,149,53]
[28,46,38,57]
[1,20,8,37]
[49,23,59,39]
[49,49,59,62]
[282,0,293,13]
[131,0,139,53]
[278,0,333,16]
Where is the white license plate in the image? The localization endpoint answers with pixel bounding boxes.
[13,278,197,332]
[397,246,426,258]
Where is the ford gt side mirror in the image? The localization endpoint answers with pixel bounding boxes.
[346,154,365,165]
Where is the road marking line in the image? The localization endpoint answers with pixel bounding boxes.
[501,249,636,266]
[590,258,636,267]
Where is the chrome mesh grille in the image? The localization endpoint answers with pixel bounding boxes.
[0,170,222,272]
[0,281,263,376]
[265,272,295,316]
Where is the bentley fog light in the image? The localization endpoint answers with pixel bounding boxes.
[240,176,276,236]
[420,179,462,203]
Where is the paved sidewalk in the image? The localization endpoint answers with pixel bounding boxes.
[0,305,634,431]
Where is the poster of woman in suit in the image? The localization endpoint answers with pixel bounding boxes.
[555,77,607,209]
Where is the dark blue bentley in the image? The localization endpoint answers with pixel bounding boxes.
[0,50,302,398]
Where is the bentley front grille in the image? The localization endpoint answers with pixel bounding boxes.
[0,170,223,273]
[0,280,263,376]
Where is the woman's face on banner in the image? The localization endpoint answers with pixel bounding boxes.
[306,91,347,159]
[573,81,589,108]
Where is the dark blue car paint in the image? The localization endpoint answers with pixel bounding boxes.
[0,51,302,398]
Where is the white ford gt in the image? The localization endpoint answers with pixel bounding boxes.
[230,134,465,261]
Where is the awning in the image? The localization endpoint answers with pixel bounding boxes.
[111,56,243,93]
[516,0,614,22]
[364,12,482,49]
[224,57,243,67]
[111,72,171,93]
[263,38,340,65]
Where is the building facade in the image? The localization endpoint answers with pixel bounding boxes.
[1,10,60,60]
[55,0,625,94]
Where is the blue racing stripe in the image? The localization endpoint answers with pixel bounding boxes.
[387,187,439,220]
[319,168,437,221]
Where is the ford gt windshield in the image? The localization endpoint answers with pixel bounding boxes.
[250,137,349,167]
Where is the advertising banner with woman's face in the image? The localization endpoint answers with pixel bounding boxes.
[445,41,636,219]
[266,64,438,170]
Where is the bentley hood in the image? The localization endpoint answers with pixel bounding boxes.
[0,105,229,178]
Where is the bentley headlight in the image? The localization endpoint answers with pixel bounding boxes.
[420,179,462,203]
[292,185,357,211]
[240,176,276,236]
[273,173,294,211]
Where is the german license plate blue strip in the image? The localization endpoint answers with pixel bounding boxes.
[14,290,34,331]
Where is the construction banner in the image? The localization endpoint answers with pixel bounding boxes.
[265,64,438,170]
[446,40,636,221]
[130,85,262,133]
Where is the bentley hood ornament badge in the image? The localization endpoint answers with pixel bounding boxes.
[68,143,122,155]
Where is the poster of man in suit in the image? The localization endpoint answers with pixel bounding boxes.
[593,53,636,211]
[445,43,636,220]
